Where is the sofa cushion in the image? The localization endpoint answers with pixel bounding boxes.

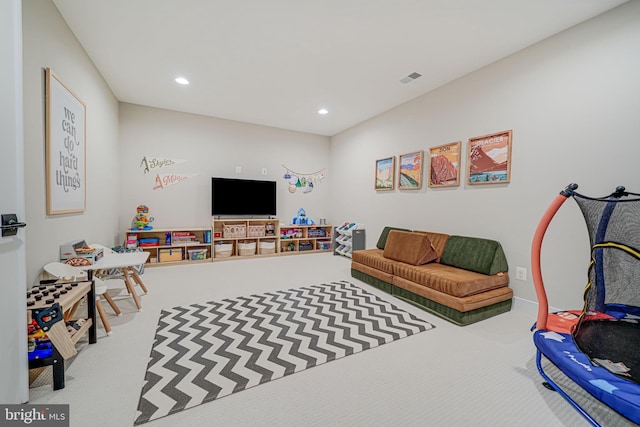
[413,231,450,262]
[394,262,509,297]
[376,226,412,249]
[393,275,513,313]
[383,230,438,265]
[440,235,508,275]
[351,261,394,284]
[351,248,396,274]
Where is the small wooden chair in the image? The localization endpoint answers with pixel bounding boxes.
[43,262,121,336]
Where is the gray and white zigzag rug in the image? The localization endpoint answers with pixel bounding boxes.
[135,280,433,425]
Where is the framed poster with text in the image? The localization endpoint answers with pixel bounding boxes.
[46,68,86,214]
[467,130,512,185]
[429,141,461,188]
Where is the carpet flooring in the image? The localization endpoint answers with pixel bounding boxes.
[134,280,433,425]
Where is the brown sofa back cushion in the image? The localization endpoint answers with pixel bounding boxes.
[383,230,438,265]
[376,226,412,249]
[413,231,450,262]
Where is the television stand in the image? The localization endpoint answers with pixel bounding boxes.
[212,218,334,260]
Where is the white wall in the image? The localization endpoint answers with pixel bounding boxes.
[22,0,120,285]
[1,0,28,404]
[21,1,640,312]
[330,2,640,309]
[117,103,331,234]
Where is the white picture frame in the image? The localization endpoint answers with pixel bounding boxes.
[45,68,86,214]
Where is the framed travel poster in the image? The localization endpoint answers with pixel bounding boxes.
[45,68,86,214]
[375,156,395,191]
[398,150,424,190]
[467,130,512,185]
[429,141,461,188]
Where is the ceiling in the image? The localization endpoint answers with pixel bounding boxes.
[52,0,627,137]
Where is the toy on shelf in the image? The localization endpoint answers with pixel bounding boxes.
[132,205,155,230]
[281,228,302,239]
[291,208,315,225]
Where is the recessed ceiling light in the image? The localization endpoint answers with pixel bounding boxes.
[175,77,190,85]
[318,108,329,115]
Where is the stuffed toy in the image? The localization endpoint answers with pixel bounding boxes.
[291,208,315,225]
[132,204,155,230]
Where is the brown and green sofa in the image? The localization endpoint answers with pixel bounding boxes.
[351,227,513,325]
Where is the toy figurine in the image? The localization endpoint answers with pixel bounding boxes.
[132,204,155,230]
[291,208,315,225]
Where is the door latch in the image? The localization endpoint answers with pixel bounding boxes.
[1,213,27,237]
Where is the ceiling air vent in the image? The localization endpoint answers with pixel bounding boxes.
[400,72,422,84]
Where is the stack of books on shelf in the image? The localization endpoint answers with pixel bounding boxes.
[125,233,138,249]
[172,231,200,246]
[138,237,159,247]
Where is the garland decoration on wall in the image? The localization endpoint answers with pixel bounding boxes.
[282,164,325,194]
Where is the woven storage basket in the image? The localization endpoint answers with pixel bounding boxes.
[238,241,256,256]
[223,224,246,238]
[214,242,233,258]
[258,240,276,254]
[247,225,266,238]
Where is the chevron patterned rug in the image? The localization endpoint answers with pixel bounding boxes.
[134,280,433,425]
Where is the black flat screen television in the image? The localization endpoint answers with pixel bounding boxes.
[212,177,277,217]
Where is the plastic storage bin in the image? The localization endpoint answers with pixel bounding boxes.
[316,241,331,251]
[299,241,313,251]
[188,248,208,261]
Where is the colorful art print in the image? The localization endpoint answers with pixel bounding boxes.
[398,150,424,190]
[428,142,461,188]
[467,130,512,185]
[375,156,395,191]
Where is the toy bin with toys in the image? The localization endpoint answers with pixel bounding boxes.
[187,248,208,261]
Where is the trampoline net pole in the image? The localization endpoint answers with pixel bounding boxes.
[531,186,575,330]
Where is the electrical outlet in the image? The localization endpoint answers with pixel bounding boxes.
[235,166,241,174]
[516,267,527,281]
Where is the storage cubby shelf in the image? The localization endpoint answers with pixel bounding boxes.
[125,226,213,267]
[333,222,365,258]
[212,219,333,260]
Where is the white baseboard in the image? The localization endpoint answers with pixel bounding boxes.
[513,296,566,316]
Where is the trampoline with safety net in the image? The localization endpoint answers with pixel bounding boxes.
[531,183,640,426]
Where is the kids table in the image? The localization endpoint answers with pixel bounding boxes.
[77,251,149,311]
